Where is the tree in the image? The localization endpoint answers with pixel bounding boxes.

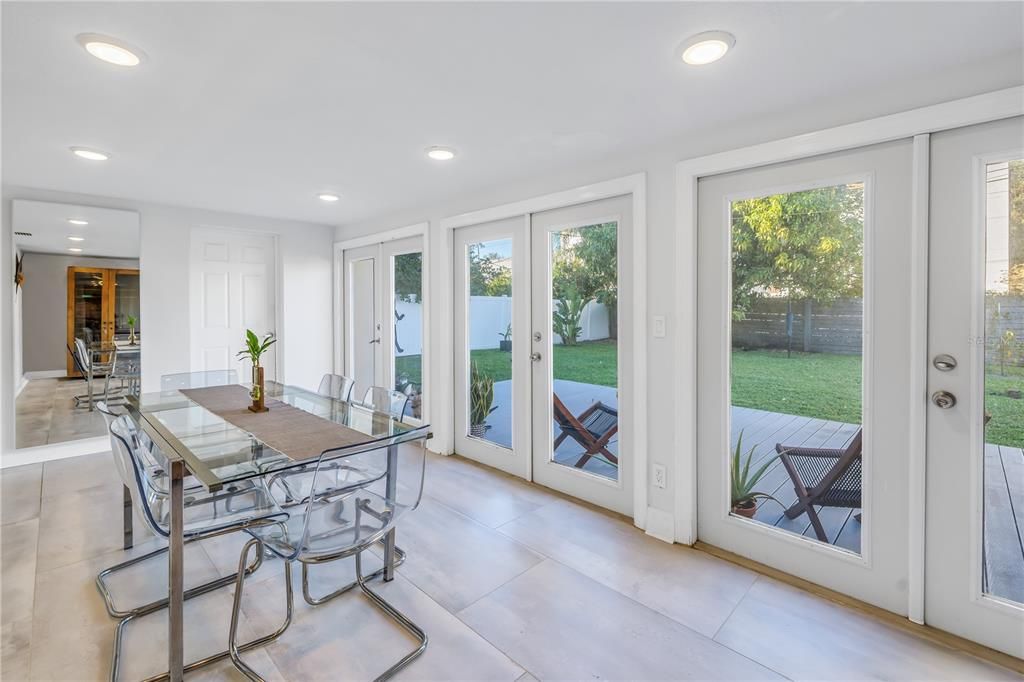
[1008,160,1024,294]
[552,223,619,338]
[731,183,864,319]
[468,245,512,297]
[393,252,422,302]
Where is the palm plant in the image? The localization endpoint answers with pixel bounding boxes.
[469,361,495,432]
[237,330,277,367]
[730,431,779,517]
[553,291,587,345]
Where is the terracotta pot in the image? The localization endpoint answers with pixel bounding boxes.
[732,501,757,518]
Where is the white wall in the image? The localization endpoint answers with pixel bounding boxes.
[2,185,335,455]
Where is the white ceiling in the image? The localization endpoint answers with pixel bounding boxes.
[13,199,140,258]
[3,2,1022,226]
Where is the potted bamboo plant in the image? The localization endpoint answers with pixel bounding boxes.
[730,431,779,518]
[237,330,276,413]
[469,361,496,437]
[126,314,138,346]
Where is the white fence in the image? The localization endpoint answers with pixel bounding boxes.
[392,296,610,356]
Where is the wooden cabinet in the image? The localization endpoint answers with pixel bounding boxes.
[66,267,140,375]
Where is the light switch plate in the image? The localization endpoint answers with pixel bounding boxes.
[653,315,666,338]
[653,463,667,488]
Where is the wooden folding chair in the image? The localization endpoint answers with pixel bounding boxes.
[552,393,619,469]
[777,428,863,542]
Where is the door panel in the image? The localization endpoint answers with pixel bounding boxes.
[697,140,913,613]
[190,228,277,381]
[926,116,1024,657]
[344,244,381,401]
[380,237,425,421]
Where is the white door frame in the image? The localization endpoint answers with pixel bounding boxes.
[334,222,431,434]
[674,86,1024,624]
[438,173,648,528]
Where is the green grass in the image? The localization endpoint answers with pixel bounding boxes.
[985,364,1024,448]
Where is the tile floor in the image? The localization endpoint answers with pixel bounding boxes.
[1,450,1019,681]
[15,379,108,449]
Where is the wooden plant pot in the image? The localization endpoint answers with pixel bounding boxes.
[732,501,757,518]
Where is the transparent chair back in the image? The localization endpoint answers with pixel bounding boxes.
[360,386,410,422]
[254,439,426,562]
[317,373,355,402]
[161,369,239,391]
[74,337,92,372]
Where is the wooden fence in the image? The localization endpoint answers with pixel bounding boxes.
[732,298,863,356]
[987,296,1024,367]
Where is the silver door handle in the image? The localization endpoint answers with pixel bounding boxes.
[369,338,381,345]
[530,352,542,362]
[933,354,957,371]
[931,391,957,409]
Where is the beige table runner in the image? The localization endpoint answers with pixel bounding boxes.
[180,384,371,461]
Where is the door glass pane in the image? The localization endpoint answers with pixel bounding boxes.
[113,272,140,338]
[549,222,619,480]
[393,251,423,419]
[466,239,512,447]
[349,258,376,400]
[72,270,104,347]
[729,182,865,553]
[983,159,1024,604]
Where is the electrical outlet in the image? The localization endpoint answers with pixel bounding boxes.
[653,463,667,489]
[653,315,666,338]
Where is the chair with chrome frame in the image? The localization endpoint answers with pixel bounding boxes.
[102,347,142,405]
[359,386,411,422]
[317,373,356,402]
[228,437,429,681]
[96,402,291,681]
[160,369,239,391]
[72,337,114,407]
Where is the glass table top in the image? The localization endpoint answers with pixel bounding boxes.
[127,382,429,491]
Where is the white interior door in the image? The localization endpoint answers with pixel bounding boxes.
[380,236,425,422]
[453,217,531,478]
[530,196,633,515]
[189,227,277,380]
[926,116,1024,657]
[344,244,382,400]
[696,140,915,613]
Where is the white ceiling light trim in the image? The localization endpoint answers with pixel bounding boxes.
[426,146,456,161]
[67,235,85,241]
[67,247,83,252]
[68,218,89,225]
[70,146,110,161]
[317,192,341,202]
[677,30,735,65]
[76,33,145,67]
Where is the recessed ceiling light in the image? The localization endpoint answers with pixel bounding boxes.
[318,193,341,202]
[68,247,83,253]
[67,236,85,242]
[68,218,89,226]
[677,31,735,66]
[426,146,456,161]
[70,146,110,161]
[76,33,144,67]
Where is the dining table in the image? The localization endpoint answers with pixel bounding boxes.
[125,381,430,682]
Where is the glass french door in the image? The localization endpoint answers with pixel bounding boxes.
[453,197,632,514]
[696,140,915,612]
[344,238,425,419]
[926,116,1024,658]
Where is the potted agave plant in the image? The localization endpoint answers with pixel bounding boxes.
[469,361,496,437]
[730,431,779,518]
[499,324,512,352]
[237,329,276,413]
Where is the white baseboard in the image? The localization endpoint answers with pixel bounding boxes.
[25,369,67,380]
[15,375,28,397]
[644,506,676,544]
[1,436,108,469]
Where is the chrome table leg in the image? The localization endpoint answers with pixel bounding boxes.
[383,444,398,581]
[168,459,185,682]
[122,485,133,550]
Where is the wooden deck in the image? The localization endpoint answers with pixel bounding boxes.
[733,407,1024,603]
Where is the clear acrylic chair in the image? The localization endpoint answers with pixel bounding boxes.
[160,369,239,391]
[73,337,114,407]
[102,347,142,405]
[96,404,291,681]
[359,386,410,422]
[317,373,356,402]
[228,439,428,681]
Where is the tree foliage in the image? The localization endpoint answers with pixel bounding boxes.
[731,183,864,317]
[393,252,422,302]
[1007,160,1024,295]
[551,223,618,338]
[468,245,512,297]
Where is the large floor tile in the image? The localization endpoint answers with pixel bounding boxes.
[41,452,119,499]
[392,497,544,612]
[1,617,32,681]
[422,453,559,528]
[1,519,39,627]
[715,577,1020,681]
[240,559,525,681]
[1,465,42,525]
[498,498,758,636]
[460,559,782,681]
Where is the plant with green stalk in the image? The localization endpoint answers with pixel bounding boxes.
[126,314,138,345]
[730,431,780,518]
[553,290,587,346]
[237,330,276,401]
[469,361,496,434]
